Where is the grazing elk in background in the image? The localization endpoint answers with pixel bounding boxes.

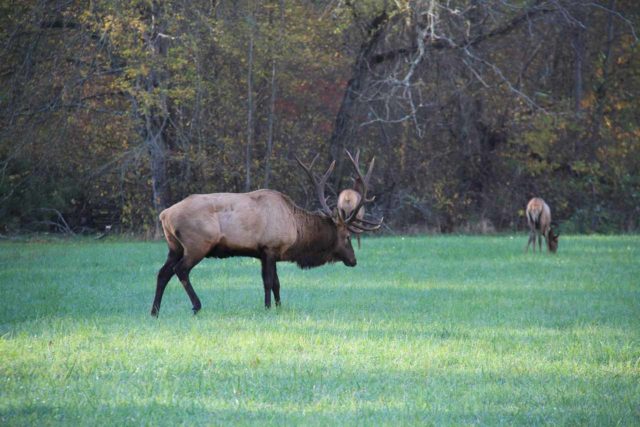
[526,197,559,253]
[150,151,382,316]
[337,150,372,249]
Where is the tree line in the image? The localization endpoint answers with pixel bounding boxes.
[1,0,638,236]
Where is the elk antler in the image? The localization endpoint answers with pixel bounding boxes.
[295,153,335,218]
[344,149,383,231]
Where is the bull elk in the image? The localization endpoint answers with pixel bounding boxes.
[525,197,559,253]
[150,151,382,316]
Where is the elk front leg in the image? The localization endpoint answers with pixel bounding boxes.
[272,263,281,307]
[526,231,535,253]
[543,229,550,253]
[260,252,277,308]
[174,255,203,314]
[538,233,542,253]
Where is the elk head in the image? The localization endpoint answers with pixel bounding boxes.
[295,151,382,265]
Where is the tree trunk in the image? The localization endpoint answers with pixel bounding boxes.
[245,11,255,192]
[572,15,585,113]
[142,1,169,238]
[263,0,285,189]
[591,0,616,140]
[263,59,276,189]
[329,9,389,189]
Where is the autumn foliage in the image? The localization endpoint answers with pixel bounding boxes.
[1,1,638,235]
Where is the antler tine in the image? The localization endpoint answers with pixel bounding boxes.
[314,160,335,217]
[349,218,384,231]
[345,150,375,198]
[352,216,383,227]
[295,153,318,178]
[357,151,376,196]
[352,149,360,169]
[363,157,375,195]
[295,154,335,217]
[347,225,364,234]
[320,159,335,186]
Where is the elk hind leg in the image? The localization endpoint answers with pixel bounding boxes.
[151,249,182,317]
[174,254,204,314]
[526,230,536,253]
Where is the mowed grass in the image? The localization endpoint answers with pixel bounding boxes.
[0,235,639,426]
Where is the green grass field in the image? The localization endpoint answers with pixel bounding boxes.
[0,235,639,425]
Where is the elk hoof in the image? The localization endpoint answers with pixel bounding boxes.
[150,308,159,317]
[192,306,201,315]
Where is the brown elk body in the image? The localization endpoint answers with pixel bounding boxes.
[525,197,559,253]
[151,152,382,316]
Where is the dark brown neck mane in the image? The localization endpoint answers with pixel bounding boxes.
[283,204,338,269]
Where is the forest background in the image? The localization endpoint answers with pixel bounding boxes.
[1,0,638,237]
